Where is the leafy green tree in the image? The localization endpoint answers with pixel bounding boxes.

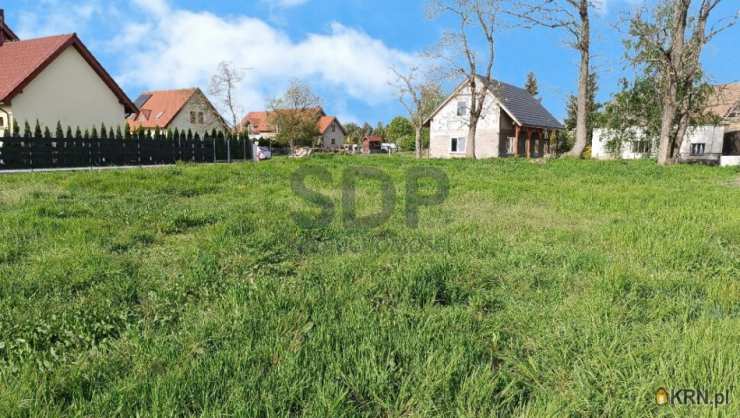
[624,0,733,165]
[525,72,539,98]
[374,122,386,139]
[343,123,361,144]
[386,117,414,142]
[269,80,322,150]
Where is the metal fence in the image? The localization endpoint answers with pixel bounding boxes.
[0,133,254,170]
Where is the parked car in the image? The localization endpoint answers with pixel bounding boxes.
[257,146,272,160]
[380,143,398,153]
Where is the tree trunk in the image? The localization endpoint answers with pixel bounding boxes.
[414,126,423,159]
[466,116,478,159]
[567,1,590,158]
[657,0,689,166]
[673,111,691,162]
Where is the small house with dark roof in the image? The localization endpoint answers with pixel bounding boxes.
[425,75,563,159]
[241,107,346,150]
[0,9,136,137]
[127,88,228,136]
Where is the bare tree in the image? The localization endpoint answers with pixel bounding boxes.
[626,0,735,165]
[428,0,500,159]
[506,0,594,158]
[392,66,445,159]
[269,80,322,151]
[208,61,245,131]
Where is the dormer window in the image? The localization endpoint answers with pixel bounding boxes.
[729,104,739,118]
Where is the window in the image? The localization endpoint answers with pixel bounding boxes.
[457,101,468,117]
[331,124,336,132]
[729,104,739,118]
[0,116,5,128]
[190,111,197,123]
[198,112,204,124]
[631,140,652,154]
[690,143,706,156]
[450,137,466,153]
[331,138,336,145]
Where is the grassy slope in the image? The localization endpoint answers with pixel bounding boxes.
[0,156,738,417]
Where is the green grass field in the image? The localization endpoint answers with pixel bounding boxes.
[0,156,738,417]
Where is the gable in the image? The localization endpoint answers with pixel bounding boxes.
[426,77,562,130]
[0,34,136,112]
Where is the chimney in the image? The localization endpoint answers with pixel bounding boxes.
[0,9,5,47]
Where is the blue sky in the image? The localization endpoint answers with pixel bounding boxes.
[6,0,739,125]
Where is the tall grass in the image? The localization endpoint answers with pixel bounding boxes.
[0,156,737,417]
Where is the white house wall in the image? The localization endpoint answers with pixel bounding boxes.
[593,125,725,162]
[429,88,501,159]
[592,128,652,160]
[167,92,229,136]
[677,125,725,162]
[320,120,345,149]
[6,46,127,134]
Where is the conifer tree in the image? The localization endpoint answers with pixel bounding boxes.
[116,126,123,140]
[33,120,42,137]
[75,127,82,140]
[525,72,539,98]
[100,123,108,139]
[66,126,73,139]
[55,121,64,139]
[12,119,20,137]
[43,126,52,139]
[23,121,32,138]
[91,126,98,139]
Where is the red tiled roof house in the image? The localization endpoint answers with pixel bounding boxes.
[241,107,346,150]
[127,88,229,136]
[0,9,136,137]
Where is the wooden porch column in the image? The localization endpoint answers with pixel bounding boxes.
[513,125,520,157]
[538,129,545,157]
[525,128,532,159]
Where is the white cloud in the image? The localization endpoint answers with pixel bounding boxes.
[15,0,108,38]
[112,1,415,117]
[269,0,309,9]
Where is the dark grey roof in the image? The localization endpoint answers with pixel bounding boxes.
[482,78,564,129]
